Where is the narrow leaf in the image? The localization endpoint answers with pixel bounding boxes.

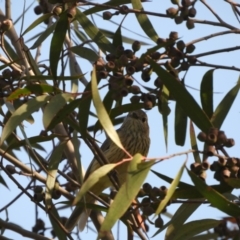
[1,95,50,144]
[211,76,240,128]
[99,155,152,236]
[112,24,122,48]
[131,0,158,42]
[46,98,82,131]
[76,9,114,53]
[78,82,92,138]
[172,219,220,240]
[48,204,67,240]
[151,170,192,189]
[0,175,9,189]
[50,12,68,77]
[150,61,212,132]
[200,69,214,118]
[22,13,53,36]
[7,84,61,101]
[159,86,170,150]
[175,102,187,146]
[91,67,124,150]
[45,141,66,210]
[69,46,99,62]
[30,22,57,49]
[43,93,73,129]
[155,160,186,215]
[73,164,116,205]
[189,121,201,163]
[156,202,201,238]
[187,168,240,216]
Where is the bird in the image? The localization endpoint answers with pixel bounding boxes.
[65,109,150,232]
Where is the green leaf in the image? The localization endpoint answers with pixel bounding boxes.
[171,219,220,240]
[155,160,186,215]
[48,203,67,240]
[21,43,43,77]
[73,163,117,205]
[100,28,149,45]
[0,95,50,145]
[30,22,57,49]
[103,91,114,114]
[224,178,240,188]
[150,61,212,132]
[153,202,201,238]
[158,86,170,150]
[45,141,66,210]
[76,9,114,53]
[43,93,74,129]
[99,155,153,237]
[0,175,9,189]
[187,168,240,216]
[3,38,18,61]
[91,66,124,150]
[189,122,201,163]
[8,134,53,151]
[175,102,187,146]
[200,69,214,118]
[151,170,192,189]
[22,13,53,36]
[7,84,61,101]
[72,131,84,184]
[112,24,122,48]
[186,232,219,240]
[69,46,99,62]
[20,75,83,81]
[131,0,159,42]
[211,76,240,128]
[78,82,92,138]
[50,12,69,77]
[84,0,132,15]
[46,98,82,131]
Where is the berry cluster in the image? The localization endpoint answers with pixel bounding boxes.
[95,42,159,110]
[137,183,169,229]
[195,128,237,182]
[0,68,21,98]
[167,0,196,29]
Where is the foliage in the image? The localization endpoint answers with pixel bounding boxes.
[0,0,240,239]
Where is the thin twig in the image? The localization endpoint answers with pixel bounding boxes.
[193,60,240,72]
[189,46,240,58]
[193,18,236,30]
[0,218,52,240]
[0,148,74,200]
[200,0,233,28]
[186,29,240,46]
[1,164,74,240]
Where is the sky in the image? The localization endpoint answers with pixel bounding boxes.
[1,0,240,239]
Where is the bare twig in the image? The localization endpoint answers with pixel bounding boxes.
[189,46,240,58]
[186,29,240,46]
[0,218,52,240]
[193,60,240,72]
[200,0,235,29]
[193,18,236,29]
[0,148,74,200]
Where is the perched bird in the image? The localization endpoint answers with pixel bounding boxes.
[65,109,150,231]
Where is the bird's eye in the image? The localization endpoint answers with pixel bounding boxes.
[142,117,146,123]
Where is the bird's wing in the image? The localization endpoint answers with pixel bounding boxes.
[83,128,121,180]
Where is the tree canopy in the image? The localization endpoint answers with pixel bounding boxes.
[1,0,240,239]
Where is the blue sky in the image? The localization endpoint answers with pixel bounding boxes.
[1,0,240,239]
